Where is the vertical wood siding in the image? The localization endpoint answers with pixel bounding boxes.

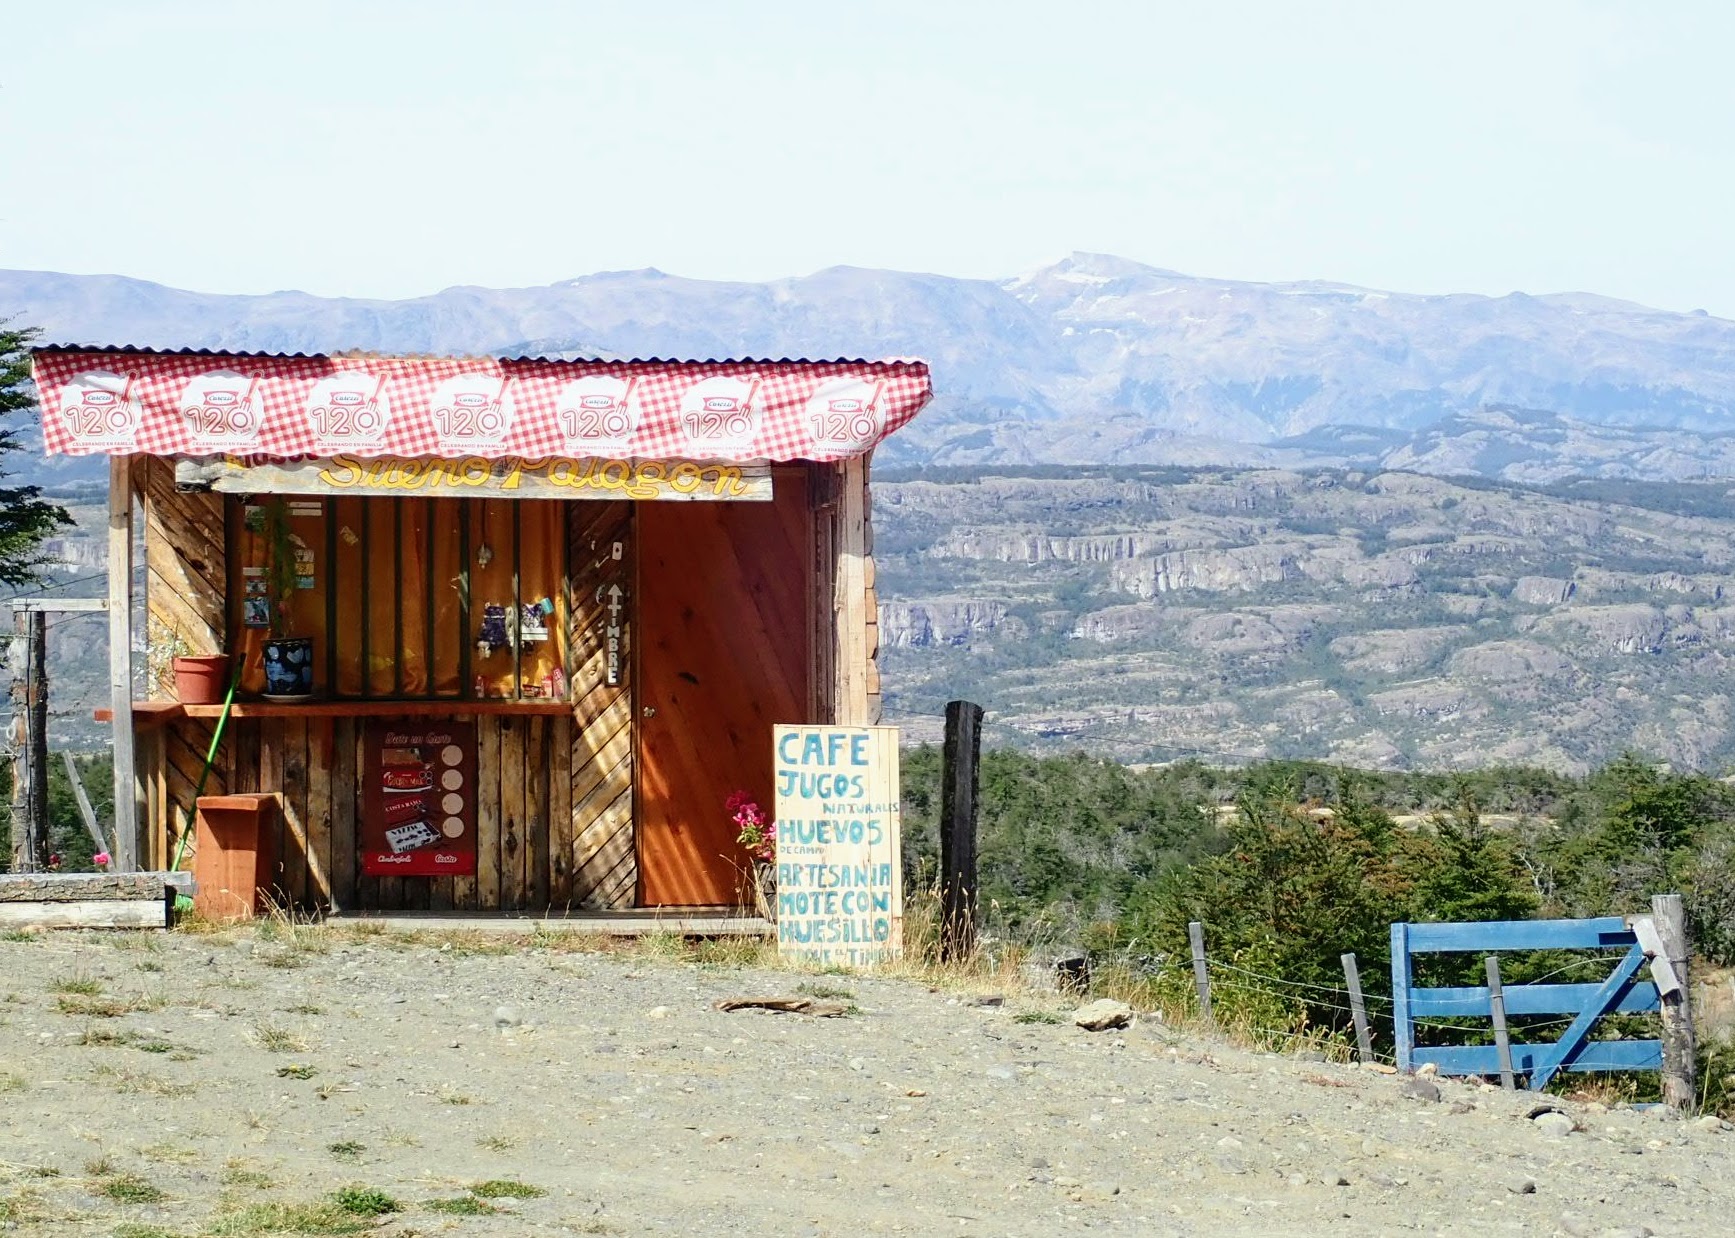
[636,469,814,906]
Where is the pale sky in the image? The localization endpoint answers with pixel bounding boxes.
[5,1,1732,315]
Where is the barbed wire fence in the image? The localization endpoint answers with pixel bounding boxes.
[1112,923,1640,1071]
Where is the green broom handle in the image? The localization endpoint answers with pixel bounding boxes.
[170,660,243,873]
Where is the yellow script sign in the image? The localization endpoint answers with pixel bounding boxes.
[175,455,774,501]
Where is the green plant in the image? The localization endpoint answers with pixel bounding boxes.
[250,1020,311,1053]
[254,498,301,639]
[331,1185,399,1217]
[426,1196,498,1215]
[1013,1010,1062,1025]
[98,1173,166,1204]
[111,1225,185,1238]
[207,1201,374,1236]
[50,974,103,996]
[795,981,856,1001]
[469,1179,545,1200]
[326,1141,364,1160]
[276,1064,317,1080]
[221,1161,276,1192]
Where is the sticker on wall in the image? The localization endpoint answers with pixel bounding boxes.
[305,371,392,453]
[555,374,641,454]
[677,375,762,453]
[430,373,516,454]
[56,371,143,450]
[179,370,265,450]
[804,377,886,452]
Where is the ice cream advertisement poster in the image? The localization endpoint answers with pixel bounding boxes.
[771,725,903,967]
[362,722,477,877]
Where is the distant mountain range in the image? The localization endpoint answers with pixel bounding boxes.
[8,254,1735,489]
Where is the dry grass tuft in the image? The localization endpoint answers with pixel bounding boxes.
[249,1020,313,1054]
[50,973,104,996]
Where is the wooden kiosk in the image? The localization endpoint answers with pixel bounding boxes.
[31,348,931,916]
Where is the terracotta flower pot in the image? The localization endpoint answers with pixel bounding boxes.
[172,654,231,705]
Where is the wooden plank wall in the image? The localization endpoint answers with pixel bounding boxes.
[139,457,226,699]
[565,502,636,908]
[219,712,573,913]
[137,457,231,867]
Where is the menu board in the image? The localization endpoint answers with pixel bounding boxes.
[771,725,903,968]
[361,721,477,877]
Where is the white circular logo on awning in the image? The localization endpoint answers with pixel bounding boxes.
[431,374,516,452]
[58,371,143,448]
[306,372,392,449]
[804,377,887,450]
[180,370,265,449]
[556,375,641,454]
[678,376,763,453]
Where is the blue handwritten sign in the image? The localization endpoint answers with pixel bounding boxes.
[772,725,903,967]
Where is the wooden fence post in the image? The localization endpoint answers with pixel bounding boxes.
[24,609,49,870]
[938,699,983,963]
[1188,920,1213,1026]
[8,609,28,871]
[62,753,111,860]
[1340,952,1373,1063]
[1485,954,1516,1090]
[1652,893,1696,1111]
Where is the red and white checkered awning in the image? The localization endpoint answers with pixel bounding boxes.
[30,349,932,463]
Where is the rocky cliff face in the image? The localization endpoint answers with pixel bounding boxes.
[878,601,1017,649]
[874,466,1735,773]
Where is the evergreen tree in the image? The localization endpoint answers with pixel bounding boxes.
[0,324,70,585]
[1403,788,1539,924]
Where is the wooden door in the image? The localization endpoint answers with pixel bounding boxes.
[636,471,813,906]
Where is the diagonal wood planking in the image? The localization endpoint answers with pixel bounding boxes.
[566,502,636,908]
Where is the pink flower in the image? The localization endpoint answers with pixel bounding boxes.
[728,791,774,864]
[93,852,111,868]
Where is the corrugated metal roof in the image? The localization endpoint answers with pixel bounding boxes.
[32,343,930,367]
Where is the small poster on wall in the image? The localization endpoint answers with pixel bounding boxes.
[362,721,477,877]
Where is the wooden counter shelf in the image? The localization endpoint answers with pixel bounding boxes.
[127,699,575,727]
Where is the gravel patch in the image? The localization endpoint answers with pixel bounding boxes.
[0,925,1726,1235]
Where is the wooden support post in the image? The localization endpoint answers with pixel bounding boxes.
[1485,954,1516,1090]
[832,457,871,727]
[23,609,48,869]
[8,610,27,871]
[108,456,139,873]
[1189,920,1213,1026]
[1652,892,1696,1111]
[62,753,110,860]
[1341,951,1374,1064]
[938,699,983,963]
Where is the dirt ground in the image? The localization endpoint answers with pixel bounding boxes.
[0,921,1729,1237]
